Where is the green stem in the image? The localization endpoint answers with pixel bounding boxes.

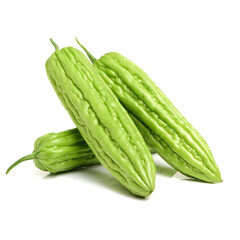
[50,38,59,50]
[6,153,36,174]
[75,37,97,63]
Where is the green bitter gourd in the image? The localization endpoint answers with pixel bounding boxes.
[6,128,99,174]
[77,39,221,183]
[45,39,156,197]
[6,128,155,174]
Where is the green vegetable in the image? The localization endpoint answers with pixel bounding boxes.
[6,128,99,174]
[6,128,155,174]
[77,39,221,183]
[45,39,156,197]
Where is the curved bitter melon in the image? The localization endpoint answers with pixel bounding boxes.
[45,39,156,197]
[6,128,99,174]
[6,128,156,175]
[77,39,221,183]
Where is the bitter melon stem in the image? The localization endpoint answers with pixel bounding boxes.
[6,153,36,174]
[75,37,97,63]
[50,38,59,50]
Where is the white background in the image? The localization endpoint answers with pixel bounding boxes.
[0,1,239,239]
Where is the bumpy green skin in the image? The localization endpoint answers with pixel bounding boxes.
[45,47,156,197]
[6,128,99,174]
[6,128,155,174]
[91,52,221,183]
[33,128,99,173]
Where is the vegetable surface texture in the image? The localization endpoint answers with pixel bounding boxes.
[6,128,98,174]
[45,40,156,197]
[77,40,221,183]
[6,128,155,174]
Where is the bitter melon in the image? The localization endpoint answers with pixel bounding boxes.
[45,39,156,197]
[77,40,221,183]
[6,128,155,174]
[6,128,99,174]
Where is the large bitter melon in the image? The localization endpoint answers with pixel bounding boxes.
[45,39,156,197]
[77,40,221,183]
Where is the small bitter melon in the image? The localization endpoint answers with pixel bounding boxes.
[6,128,99,174]
[6,128,155,174]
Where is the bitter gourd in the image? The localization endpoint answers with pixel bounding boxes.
[45,39,156,197]
[6,128,155,174]
[77,40,221,183]
[6,128,99,174]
